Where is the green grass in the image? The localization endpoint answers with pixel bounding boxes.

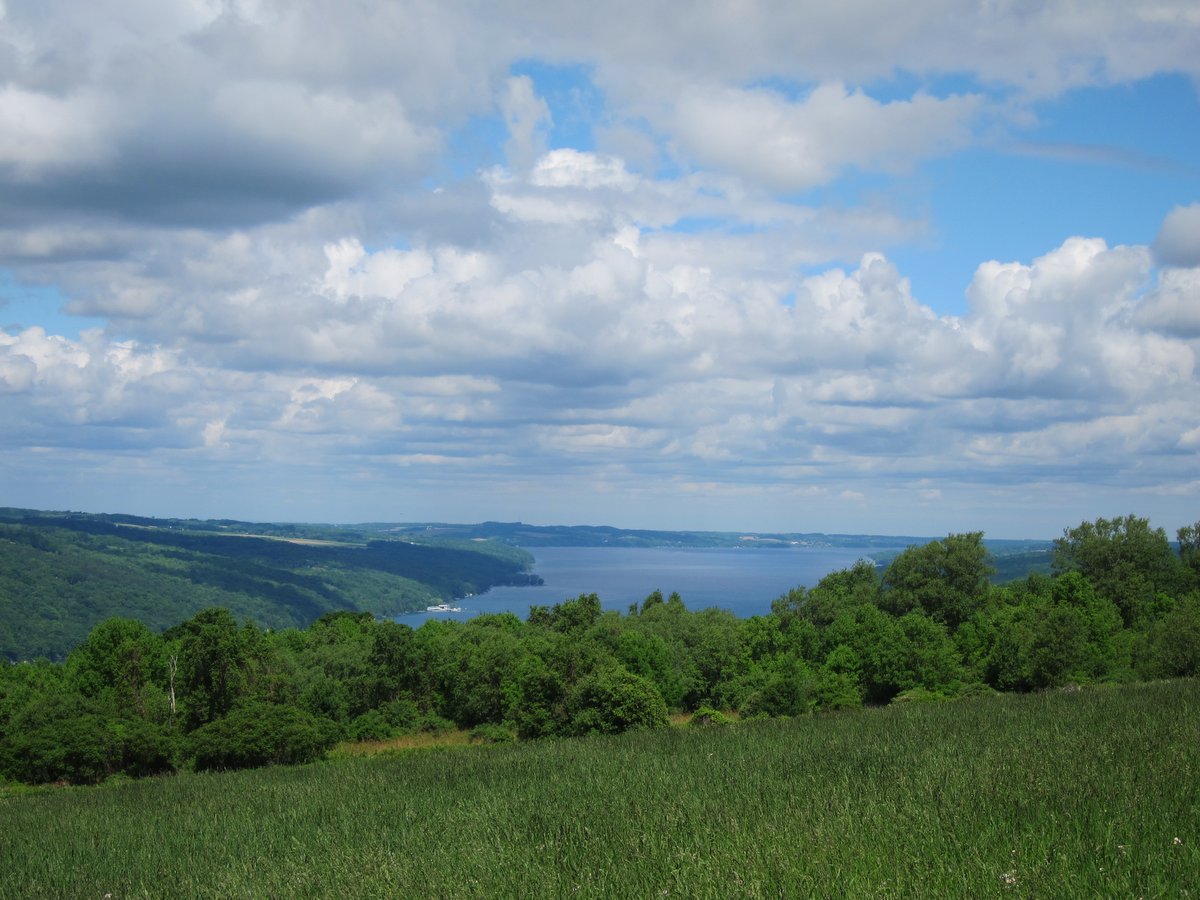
[3,680,1198,898]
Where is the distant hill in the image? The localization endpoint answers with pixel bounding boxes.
[0,508,1053,660]
[0,508,538,661]
[373,520,941,549]
[377,520,1054,580]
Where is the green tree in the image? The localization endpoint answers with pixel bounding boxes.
[882,533,993,630]
[816,644,864,710]
[65,617,167,719]
[1053,515,1187,625]
[367,621,418,707]
[739,655,817,718]
[1136,594,1200,678]
[170,608,251,730]
[510,655,568,739]
[775,559,881,629]
[528,593,602,634]
[1178,522,1200,584]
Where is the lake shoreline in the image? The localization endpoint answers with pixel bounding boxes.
[398,543,902,625]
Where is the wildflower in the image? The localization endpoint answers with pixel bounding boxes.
[1000,871,1018,887]
[1173,837,1183,846]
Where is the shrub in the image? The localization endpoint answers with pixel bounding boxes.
[688,706,732,727]
[568,667,668,736]
[381,697,419,729]
[187,702,336,772]
[6,714,118,785]
[890,686,946,704]
[413,713,457,735]
[470,723,516,743]
[348,709,394,742]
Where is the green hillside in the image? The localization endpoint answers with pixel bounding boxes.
[0,508,537,661]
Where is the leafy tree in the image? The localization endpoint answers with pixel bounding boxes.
[882,533,993,629]
[824,605,908,703]
[367,621,418,707]
[775,559,881,630]
[66,617,167,719]
[510,655,568,739]
[528,593,602,634]
[739,656,817,718]
[1053,515,1187,625]
[443,621,524,727]
[1179,522,1200,584]
[816,644,864,709]
[348,709,394,741]
[1026,604,1089,689]
[6,713,120,785]
[1136,594,1200,678]
[895,612,965,697]
[614,629,681,707]
[1050,571,1129,680]
[170,608,252,730]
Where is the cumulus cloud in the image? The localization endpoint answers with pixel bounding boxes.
[1133,266,1200,338]
[5,220,1194,507]
[669,83,981,191]
[501,75,552,173]
[1154,203,1200,268]
[1,0,1198,531]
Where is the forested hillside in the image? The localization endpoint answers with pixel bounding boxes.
[1,514,1196,787]
[0,509,538,661]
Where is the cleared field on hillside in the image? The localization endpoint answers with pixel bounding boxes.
[2,679,1197,898]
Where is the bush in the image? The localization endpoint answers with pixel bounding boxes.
[110,717,178,778]
[5,714,118,785]
[348,709,394,742]
[688,706,732,727]
[890,686,946,704]
[568,667,669,736]
[187,702,336,772]
[413,713,457,735]
[381,697,419,730]
[470,723,516,743]
[2,713,179,785]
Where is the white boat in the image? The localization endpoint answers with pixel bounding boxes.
[426,603,463,613]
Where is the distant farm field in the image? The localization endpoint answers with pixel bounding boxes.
[3,679,1197,898]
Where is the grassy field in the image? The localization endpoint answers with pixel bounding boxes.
[2,679,1197,898]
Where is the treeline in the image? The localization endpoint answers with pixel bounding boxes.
[2,514,1197,786]
[0,512,538,661]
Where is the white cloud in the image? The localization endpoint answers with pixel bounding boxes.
[670,82,981,191]
[1134,266,1200,338]
[1,0,1198,532]
[0,86,115,174]
[1154,203,1200,268]
[501,75,552,173]
[530,150,638,191]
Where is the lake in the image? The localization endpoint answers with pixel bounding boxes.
[397,544,899,625]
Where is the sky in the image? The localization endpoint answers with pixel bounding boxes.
[1,1,1199,540]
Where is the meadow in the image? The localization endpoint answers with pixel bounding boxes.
[2,678,1197,898]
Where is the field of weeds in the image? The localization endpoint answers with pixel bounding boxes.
[3,679,1197,898]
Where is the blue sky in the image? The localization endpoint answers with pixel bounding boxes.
[1,1,1199,539]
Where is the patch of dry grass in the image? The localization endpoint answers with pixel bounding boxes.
[330,729,473,757]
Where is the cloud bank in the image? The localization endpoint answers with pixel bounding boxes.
[1,0,1197,536]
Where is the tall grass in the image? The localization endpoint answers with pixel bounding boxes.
[3,679,1197,898]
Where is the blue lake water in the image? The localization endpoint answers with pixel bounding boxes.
[396,545,899,626]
